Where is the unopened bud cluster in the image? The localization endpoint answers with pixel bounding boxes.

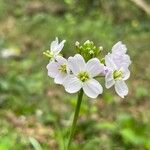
[75,40,103,61]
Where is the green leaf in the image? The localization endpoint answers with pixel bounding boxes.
[95,121,116,131]
[135,86,149,99]
[120,128,145,145]
[0,139,11,150]
[29,137,42,150]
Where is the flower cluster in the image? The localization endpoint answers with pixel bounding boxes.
[45,38,131,99]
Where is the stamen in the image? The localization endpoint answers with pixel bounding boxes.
[43,50,54,59]
[77,72,89,82]
[59,64,67,73]
[113,70,123,80]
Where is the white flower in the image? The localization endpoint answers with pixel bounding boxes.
[112,41,127,54]
[105,53,130,98]
[49,37,66,60]
[63,54,103,98]
[46,56,69,84]
[111,41,131,68]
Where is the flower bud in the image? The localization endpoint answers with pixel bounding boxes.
[75,41,80,47]
[99,46,103,51]
[75,40,103,61]
[100,58,105,65]
[84,40,91,45]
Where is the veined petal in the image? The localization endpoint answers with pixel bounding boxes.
[105,71,115,88]
[122,68,130,81]
[56,55,67,64]
[115,80,128,98]
[121,54,131,67]
[46,61,59,78]
[54,73,67,84]
[68,57,78,75]
[83,79,103,98]
[50,37,65,55]
[112,41,127,54]
[113,54,131,69]
[54,40,66,55]
[68,54,86,75]
[86,58,103,77]
[105,53,117,71]
[50,37,58,51]
[63,75,82,93]
[74,54,86,71]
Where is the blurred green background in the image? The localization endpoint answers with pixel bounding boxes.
[0,0,150,150]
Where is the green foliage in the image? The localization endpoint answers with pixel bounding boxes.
[29,137,43,150]
[135,86,149,99]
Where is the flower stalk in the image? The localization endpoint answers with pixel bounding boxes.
[45,38,131,149]
[67,89,84,150]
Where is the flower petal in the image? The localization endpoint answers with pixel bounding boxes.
[50,37,65,55]
[86,58,104,77]
[105,53,117,71]
[83,79,103,98]
[105,71,115,88]
[56,55,67,64]
[54,40,66,55]
[115,80,128,98]
[50,37,58,51]
[101,65,110,76]
[113,54,131,69]
[121,54,131,67]
[54,73,67,84]
[122,68,130,80]
[46,61,59,78]
[112,41,127,54]
[68,54,86,75]
[63,75,82,93]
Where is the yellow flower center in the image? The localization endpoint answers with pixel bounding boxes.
[59,64,67,73]
[77,71,89,82]
[113,70,123,80]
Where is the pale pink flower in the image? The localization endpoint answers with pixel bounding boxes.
[105,53,130,98]
[63,54,104,98]
[47,56,69,84]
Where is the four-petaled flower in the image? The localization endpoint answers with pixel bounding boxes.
[111,41,131,68]
[105,42,131,98]
[63,54,103,98]
[47,56,69,84]
[45,37,66,61]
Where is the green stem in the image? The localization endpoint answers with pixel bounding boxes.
[67,89,84,150]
